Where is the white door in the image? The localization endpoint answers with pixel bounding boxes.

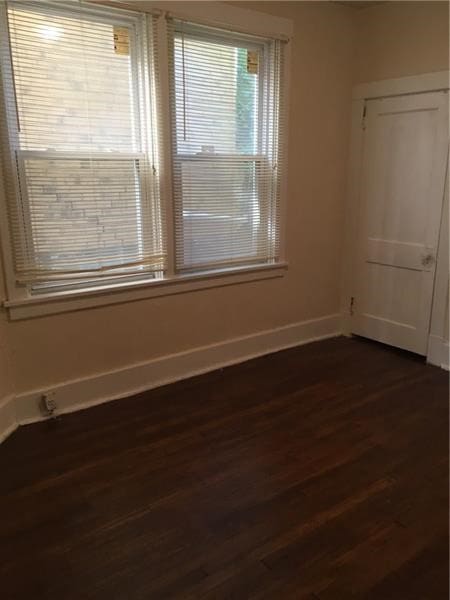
[351,91,449,355]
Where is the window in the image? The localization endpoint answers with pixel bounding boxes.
[0,1,287,314]
[2,1,164,290]
[170,21,284,273]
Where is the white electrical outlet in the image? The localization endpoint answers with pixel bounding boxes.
[40,391,57,417]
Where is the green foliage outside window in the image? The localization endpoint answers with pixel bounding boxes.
[236,48,257,154]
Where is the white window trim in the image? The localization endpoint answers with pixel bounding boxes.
[98,1,293,41]
[0,1,292,320]
[3,262,288,320]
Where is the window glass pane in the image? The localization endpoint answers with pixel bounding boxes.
[9,8,139,152]
[22,157,143,272]
[174,34,259,155]
[178,158,261,267]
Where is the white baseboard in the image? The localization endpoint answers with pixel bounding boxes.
[427,334,450,371]
[3,316,446,445]
[0,394,17,444]
[14,314,341,426]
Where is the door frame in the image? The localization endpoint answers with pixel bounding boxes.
[428,164,449,369]
[341,70,450,366]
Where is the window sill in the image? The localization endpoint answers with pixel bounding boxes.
[3,262,288,320]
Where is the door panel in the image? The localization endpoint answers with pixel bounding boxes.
[352,91,449,355]
[366,239,425,271]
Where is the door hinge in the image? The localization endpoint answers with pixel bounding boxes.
[361,104,367,130]
[349,296,355,316]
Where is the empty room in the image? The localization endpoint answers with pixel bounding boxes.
[0,0,449,597]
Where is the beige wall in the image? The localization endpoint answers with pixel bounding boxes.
[0,321,13,400]
[1,1,355,393]
[0,269,13,401]
[444,289,449,343]
[0,267,14,437]
[354,1,449,83]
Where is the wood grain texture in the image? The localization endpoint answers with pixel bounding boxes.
[0,336,448,599]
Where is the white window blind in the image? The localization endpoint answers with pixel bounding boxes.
[2,1,165,284]
[169,20,285,272]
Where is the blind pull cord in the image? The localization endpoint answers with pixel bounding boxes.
[5,8,21,133]
[181,23,187,142]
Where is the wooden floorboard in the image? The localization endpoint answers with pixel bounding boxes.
[0,336,448,599]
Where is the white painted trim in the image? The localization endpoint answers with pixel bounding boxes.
[101,1,294,40]
[427,335,450,371]
[278,33,291,265]
[353,70,449,100]
[155,10,176,278]
[428,159,449,360]
[14,314,340,425]
[5,263,287,320]
[0,394,17,443]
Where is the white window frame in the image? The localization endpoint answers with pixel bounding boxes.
[0,0,292,320]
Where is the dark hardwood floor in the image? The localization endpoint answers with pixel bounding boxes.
[0,336,448,599]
